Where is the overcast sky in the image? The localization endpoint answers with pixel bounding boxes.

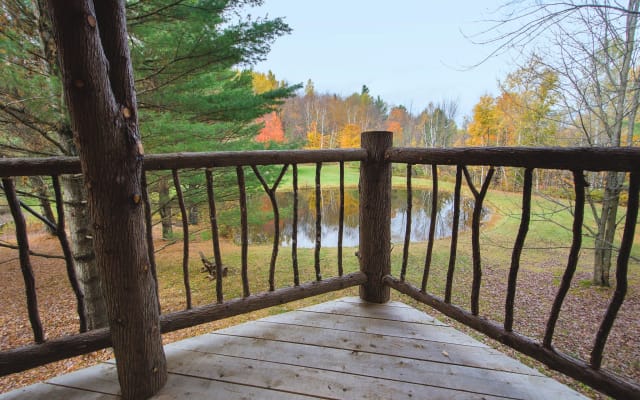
[253,1,517,122]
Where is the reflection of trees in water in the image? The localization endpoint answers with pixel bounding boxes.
[279,189,360,248]
[233,188,484,248]
[390,190,476,244]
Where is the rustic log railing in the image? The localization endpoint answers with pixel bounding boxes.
[385,143,640,399]
[0,148,367,376]
[0,133,638,399]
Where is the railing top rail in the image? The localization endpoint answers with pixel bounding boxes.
[388,146,640,172]
[144,149,367,171]
[2,146,639,177]
[0,148,367,177]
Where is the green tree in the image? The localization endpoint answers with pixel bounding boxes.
[497,58,558,147]
[1,0,108,329]
[128,1,299,228]
[0,0,298,326]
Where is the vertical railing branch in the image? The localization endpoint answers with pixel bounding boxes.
[205,169,224,304]
[400,163,413,281]
[590,172,639,369]
[141,172,160,312]
[463,166,495,316]
[237,166,250,297]
[52,175,87,332]
[505,168,533,332]
[292,164,300,286]
[172,170,191,310]
[359,131,392,303]
[444,166,463,304]
[314,162,322,281]
[544,170,585,348]
[251,165,289,291]
[1,178,44,343]
[338,161,345,277]
[421,164,438,292]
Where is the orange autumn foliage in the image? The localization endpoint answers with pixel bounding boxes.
[338,123,361,148]
[256,111,285,143]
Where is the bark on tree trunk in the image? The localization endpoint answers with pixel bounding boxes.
[593,171,623,286]
[47,1,167,398]
[33,0,108,329]
[61,174,108,328]
[186,183,200,225]
[188,204,200,225]
[158,175,173,239]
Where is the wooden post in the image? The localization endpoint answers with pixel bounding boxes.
[359,131,392,303]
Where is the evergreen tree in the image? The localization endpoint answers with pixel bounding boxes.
[0,0,298,322]
[127,1,300,230]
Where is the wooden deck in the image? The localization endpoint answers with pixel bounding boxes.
[1,297,587,399]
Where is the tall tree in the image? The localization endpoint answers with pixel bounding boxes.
[497,58,558,147]
[484,0,640,285]
[468,95,500,146]
[498,0,640,286]
[47,1,166,398]
[2,0,298,274]
[128,1,298,229]
[1,0,107,328]
[416,100,459,148]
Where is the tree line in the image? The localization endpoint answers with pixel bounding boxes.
[253,77,461,150]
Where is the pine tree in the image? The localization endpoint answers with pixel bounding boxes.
[127,1,300,229]
[0,0,299,322]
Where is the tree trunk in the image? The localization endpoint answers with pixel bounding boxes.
[188,205,200,225]
[33,0,108,329]
[158,175,173,239]
[184,182,200,225]
[48,1,167,398]
[61,173,108,329]
[593,171,623,286]
[59,124,108,330]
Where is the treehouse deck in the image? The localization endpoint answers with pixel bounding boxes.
[0,297,586,400]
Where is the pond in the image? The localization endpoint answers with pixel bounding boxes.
[233,188,484,248]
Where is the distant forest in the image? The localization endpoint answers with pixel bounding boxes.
[253,58,638,152]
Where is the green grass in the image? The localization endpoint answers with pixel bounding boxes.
[279,162,360,190]
[157,162,640,311]
[155,239,362,315]
[281,163,640,258]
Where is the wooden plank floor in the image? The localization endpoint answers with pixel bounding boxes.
[1,297,587,399]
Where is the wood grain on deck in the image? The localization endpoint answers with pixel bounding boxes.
[0,297,587,399]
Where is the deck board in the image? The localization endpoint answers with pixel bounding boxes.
[0,297,587,400]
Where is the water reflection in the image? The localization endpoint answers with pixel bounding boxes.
[236,188,482,248]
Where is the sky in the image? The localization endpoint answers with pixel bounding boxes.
[253,1,517,123]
